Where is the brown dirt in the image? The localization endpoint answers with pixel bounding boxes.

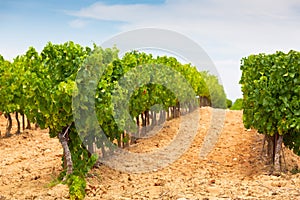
[0,108,300,200]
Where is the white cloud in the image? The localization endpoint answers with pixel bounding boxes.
[67,0,300,54]
[69,19,89,28]
[66,2,165,24]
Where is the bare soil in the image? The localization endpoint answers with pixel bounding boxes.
[0,107,300,200]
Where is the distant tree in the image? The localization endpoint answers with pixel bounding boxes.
[226,99,232,109]
[230,98,243,110]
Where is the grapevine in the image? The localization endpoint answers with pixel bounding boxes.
[240,50,300,173]
[0,42,228,199]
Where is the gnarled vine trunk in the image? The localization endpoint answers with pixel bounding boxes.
[274,134,283,174]
[58,126,73,176]
[15,112,21,134]
[265,134,274,164]
[264,133,283,175]
[21,113,25,131]
[5,113,12,137]
[26,118,31,129]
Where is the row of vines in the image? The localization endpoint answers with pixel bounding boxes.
[240,50,300,174]
[0,41,227,199]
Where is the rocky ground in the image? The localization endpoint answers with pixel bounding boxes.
[0,107,299,200]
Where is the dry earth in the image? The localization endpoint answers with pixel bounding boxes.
[0,107,300,200]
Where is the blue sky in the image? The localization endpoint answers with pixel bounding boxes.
[1,0,300,100]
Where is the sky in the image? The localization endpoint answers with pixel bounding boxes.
[1,0,300,101]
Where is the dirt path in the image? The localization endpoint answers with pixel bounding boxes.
[0,108,300,200]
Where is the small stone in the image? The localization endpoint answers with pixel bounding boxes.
[270,175,280,180]
[209,179,216,184]
[44,149,51,153]
[271,181,286,187]
[206,186,222,195]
